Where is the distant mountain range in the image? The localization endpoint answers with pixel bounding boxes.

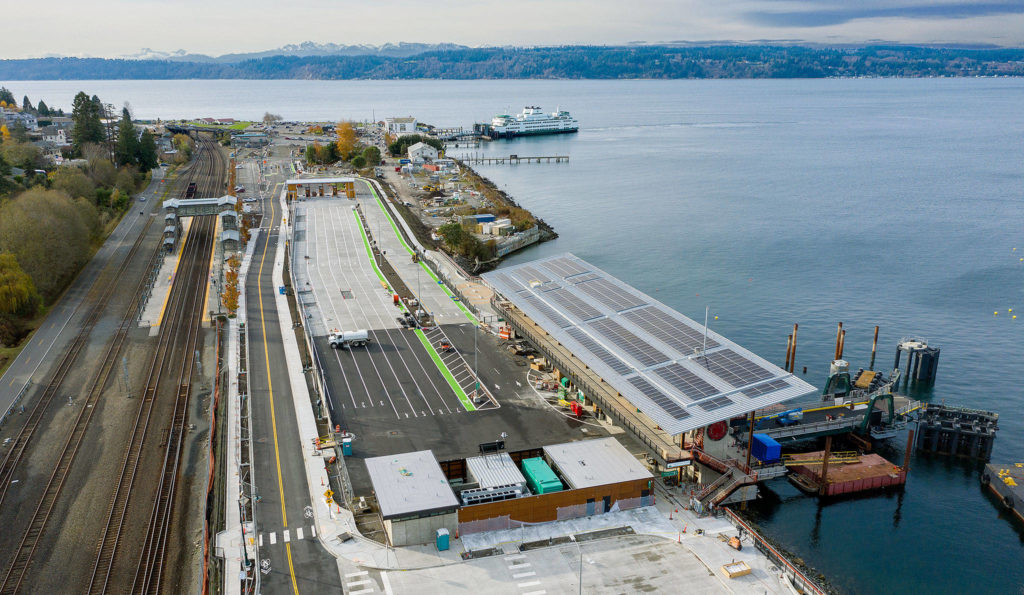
[4,45,1024,80]
[118,42,472,63]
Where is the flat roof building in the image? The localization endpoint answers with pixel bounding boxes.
[365,450,459,546]
[545,438,653,490]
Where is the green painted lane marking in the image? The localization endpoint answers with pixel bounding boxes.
[352,209,475,411]
[362,179,476,323]
[414,328,474,411]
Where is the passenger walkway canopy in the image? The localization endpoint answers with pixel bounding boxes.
[483,253,814,437]
[286,177,355,200]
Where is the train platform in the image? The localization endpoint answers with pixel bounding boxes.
[140,217,193,331]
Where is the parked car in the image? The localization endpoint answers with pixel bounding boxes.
[234,185,245,193]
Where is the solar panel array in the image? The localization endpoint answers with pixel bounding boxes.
[697,349,774,387]
[576,278,647,311]
[481,253,815,435]
[523,295,572,328]
[628,377,689,419]
[542,256,590,278]
[742,379,791,398]
[622,306,720,354]
[566,328,632,375]
[589,319,669,367]
[547,288,603,321]
[653,363,719,402]
[518,265,553,285]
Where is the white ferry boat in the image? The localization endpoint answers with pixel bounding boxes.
[479,106,579,138]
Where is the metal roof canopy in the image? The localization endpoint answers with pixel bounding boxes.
[482,253,814,436]
[286,177,355,185]
[544,438,653,489]
[365,451,459,520]
[466,453,527,489]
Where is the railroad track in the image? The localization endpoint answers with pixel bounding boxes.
[0,136,222,594]
[90,137,225,594]
[0,216,156,508]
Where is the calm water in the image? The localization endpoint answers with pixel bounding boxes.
[11,79,1024,593]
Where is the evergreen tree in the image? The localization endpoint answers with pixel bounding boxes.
[137,130,158,172]
[22,96,31,112]
[70,91,105,154]
[0,87,14,105]
[36,100,49,116]
[114,107,138,167]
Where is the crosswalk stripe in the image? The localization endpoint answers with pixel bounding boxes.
[518,581,541,588]
[258,534,263,547]
[508,562,531,569]
[347,579,372,587]
[269,532,276,545]
[505,554,526,561]
[513,571,536,578]
[522,591,546,595]
[296,527,304,540]
[348,589,374,595]
[283,529,291,542]
[310,525,316,537]
[345,571,369,578]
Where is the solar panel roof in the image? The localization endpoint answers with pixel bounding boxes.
[482,253,815,435]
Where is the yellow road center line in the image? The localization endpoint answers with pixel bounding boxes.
[257,196,299,594]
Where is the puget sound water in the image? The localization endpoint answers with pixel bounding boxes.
[11,78,1024,594]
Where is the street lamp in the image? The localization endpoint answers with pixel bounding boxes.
[569,535,582,595]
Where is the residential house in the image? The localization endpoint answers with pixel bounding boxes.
[407,142,438,163]
[384,116,417,136]
[1,108,38,131]
[40,126,70,147]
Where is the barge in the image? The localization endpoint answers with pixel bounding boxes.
[982,463,1024,524]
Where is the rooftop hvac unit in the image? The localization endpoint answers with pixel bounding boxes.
[460,483,526,506]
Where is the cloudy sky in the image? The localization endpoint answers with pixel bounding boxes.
[5,0,1024,58]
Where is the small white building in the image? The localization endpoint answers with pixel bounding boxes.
[408,142,438,163]
[384,116,417,135]
[365,450,459,546]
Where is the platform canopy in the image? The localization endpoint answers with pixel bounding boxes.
[482,253,814,435]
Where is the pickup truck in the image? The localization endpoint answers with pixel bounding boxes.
[328,330,370,348]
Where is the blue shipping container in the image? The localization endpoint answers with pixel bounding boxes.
[751,434,781,463]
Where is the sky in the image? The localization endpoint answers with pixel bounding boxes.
[5,0,1024,59]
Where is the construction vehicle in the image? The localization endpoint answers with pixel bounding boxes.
[422,184,440,193]
[329,329,370,349]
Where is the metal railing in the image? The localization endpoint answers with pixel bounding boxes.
[722,508,830,595]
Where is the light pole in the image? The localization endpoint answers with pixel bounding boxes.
[474,322,479,399]
[569,535,582,595]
